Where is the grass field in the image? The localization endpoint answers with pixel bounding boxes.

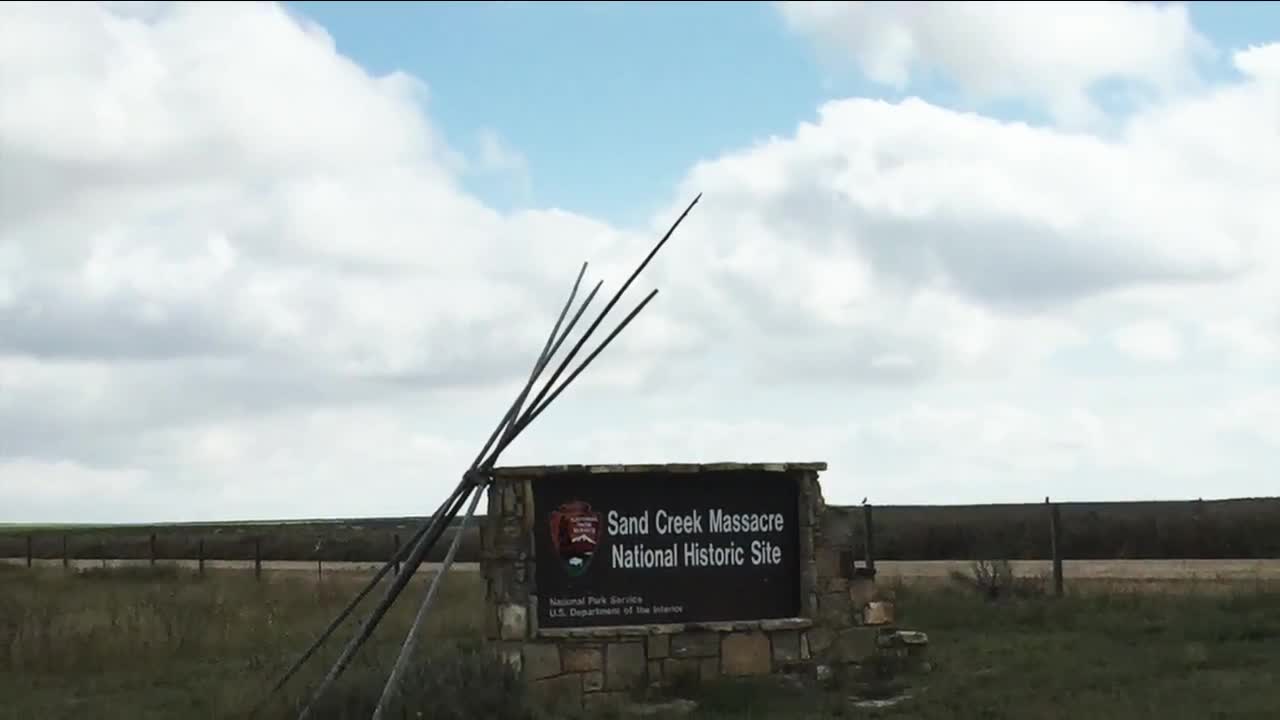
[5,563,1280,719]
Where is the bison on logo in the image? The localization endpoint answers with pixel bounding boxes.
[549,501,603,578]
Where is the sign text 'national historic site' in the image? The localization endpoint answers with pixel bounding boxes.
[532,470,800,628]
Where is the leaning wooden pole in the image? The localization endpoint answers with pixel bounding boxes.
[277,193,699,719]
[371,482,485,719]
[266,262,593,714]
[294,264,592,720]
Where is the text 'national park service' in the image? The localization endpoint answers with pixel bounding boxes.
[608,508,787,569]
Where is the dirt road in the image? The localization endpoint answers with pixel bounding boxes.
[873,558,1280,582]
[5,557,1280,581]
[0,557,480,573]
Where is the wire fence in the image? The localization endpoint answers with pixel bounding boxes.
[5,496,1279,590]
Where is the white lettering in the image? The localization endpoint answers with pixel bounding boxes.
[655,509,704,535]
[709,509,786,534]
[682,541,746,567]
[751,539,783,565]
[607,510,649,536]
[612,542,678,569]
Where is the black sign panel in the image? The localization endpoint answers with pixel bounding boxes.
[532,470,800,628]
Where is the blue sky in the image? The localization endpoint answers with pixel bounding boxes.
[289,1,894,226]
[291,1,1279,227]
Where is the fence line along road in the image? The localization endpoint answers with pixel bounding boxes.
[0,557,481,573]
[5,556,1280,581]
[873,559,1280,582]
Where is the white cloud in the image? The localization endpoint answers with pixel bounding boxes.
[1111,321,1183,364]
[777,1,1212,125]
[1,2,1279,521]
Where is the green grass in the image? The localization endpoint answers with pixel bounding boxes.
[4,564,1280,719]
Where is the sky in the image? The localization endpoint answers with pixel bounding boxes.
[1,1,1279,523]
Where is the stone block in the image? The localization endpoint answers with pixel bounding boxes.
[899,630,929,645]
[563,646,603,673]
[759,618,813,631]
[721,632,771,676]
[647,660,663,684]
[832,627,878,663]
[647,633,670,659]
[486,484,501,514]
[582,691,627,711]
[771,630,801,663]
[879,629,929,652]
[806,626,833,656]
[523,643,561,680]
[500,518,523,545]
[825,577,850,593]
[500,647,522,675]
[499,603,527,640]
[849,576,876,607]
[501,483,517,515]
[522,480,536,530]
[606,642,647,690]
[583,670,604,692]
[663,657,701,684]
[529,673,582,711]
[670,631,719,658]
[864,601,895,626]
[489,564,517,602]
[485,605,500,640]
[818,591,853,627]
[700,657,720,680]
[815,547,841,578]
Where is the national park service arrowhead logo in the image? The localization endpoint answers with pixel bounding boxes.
[550,501,602,578]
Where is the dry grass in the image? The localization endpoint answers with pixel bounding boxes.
[5,562,1280,719]
[0,564,531,720]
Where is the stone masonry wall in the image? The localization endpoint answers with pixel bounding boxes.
[480,463,919,712]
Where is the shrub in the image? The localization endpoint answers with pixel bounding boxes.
[950,559,1045,600]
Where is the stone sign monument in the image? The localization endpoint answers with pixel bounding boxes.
[481,462,926,712]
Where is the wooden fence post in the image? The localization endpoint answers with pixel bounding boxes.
[254,537,262,580]
[1047,497,1064,597]
[25,535,32,568]
[862,503,876,574]
[393,533,401,575]
[149,532,157,568]
[198,539,206,576]
[62,535,69,570]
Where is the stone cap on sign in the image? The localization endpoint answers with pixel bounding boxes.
[535,617,814,639]
[491,462,828,479]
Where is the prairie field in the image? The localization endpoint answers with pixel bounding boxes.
[4,563,1280,720]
